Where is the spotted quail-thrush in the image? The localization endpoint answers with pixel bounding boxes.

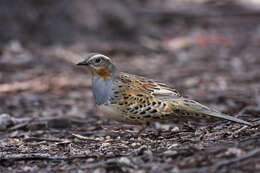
[77,53,252,128]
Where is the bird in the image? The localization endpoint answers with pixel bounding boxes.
[76,53,252,130]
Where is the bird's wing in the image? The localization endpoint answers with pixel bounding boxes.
[114,72,252,126]
[109,72,180,123]
[116,72,181,99]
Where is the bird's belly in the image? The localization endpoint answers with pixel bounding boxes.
[96,104,142,125]
[96,104,125,122]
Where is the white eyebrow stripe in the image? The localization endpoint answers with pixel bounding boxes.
[88,54,111,62]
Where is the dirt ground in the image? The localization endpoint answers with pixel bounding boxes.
[1,0,260,172]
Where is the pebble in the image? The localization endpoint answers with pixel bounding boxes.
[105,136,111,140]
[101,142,110,147]
[131,142,141,147]
[225,147,244,157]
[131,143,137,147]
[93,168,105,173]
[86,158,95,162]
[136,170,146,173]
[0,113,13,130]
[118,157,131,165]
[171,126,180,132]
[168,143,179,149]
[163,150,177,156]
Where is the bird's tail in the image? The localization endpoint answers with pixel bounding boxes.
[169,98,252,126]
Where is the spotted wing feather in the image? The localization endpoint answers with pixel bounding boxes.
[112,72,251,126]
[110,72,177,124]
[117,72,181,99]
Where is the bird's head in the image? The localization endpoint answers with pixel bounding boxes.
[77,53,116,79]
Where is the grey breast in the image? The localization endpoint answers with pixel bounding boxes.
[92,77,114,105]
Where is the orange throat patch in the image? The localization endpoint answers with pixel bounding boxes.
[97,68,110,78]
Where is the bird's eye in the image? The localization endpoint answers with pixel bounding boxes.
[94,57,102,64]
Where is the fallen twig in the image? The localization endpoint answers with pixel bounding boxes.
[181,148,260,173]
[81,157,136,169]
[7,116,91,131]
[0,153,95,161]
[135,6,260,18]
[23,137,64,143]
[214,148,260,168]
[0,76,90,94]
[72,133,99,141]
[235,105,260,118]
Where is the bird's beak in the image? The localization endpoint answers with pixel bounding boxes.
[76,61,88,66]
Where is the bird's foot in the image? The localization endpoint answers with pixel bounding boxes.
[194,127,209,139]
[183,122,196,131]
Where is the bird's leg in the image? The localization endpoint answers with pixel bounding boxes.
[137,126,146,136]
[183,122,196,131]
[136,122,150,136]
[194,127,209,139]
[183,122,209,139]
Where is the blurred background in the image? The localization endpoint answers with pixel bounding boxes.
[1,0,260,172]
[1,0,260,119]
